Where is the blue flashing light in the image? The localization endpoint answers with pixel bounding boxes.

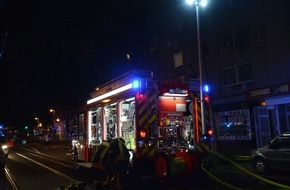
[203,84,210,93]
[132,80,140,89]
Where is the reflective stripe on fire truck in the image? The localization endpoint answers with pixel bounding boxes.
[137,91,158,129]
[190,92,210,153]
[137,91,158,159]
[140,146,157,158]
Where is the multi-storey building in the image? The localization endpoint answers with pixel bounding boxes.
[149,0,290,154]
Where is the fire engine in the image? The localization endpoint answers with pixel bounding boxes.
[72,70,212,182]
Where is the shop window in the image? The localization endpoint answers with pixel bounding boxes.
[214,109,251,140]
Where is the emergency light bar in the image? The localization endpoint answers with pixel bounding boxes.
[87,83,133,104]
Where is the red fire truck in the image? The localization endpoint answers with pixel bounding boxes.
[73,70,212,182]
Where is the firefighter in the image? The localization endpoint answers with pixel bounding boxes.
[92,138,130,190]
[109,137,130,190]
[91,140,112,190]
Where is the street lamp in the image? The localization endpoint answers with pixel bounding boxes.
[34,117,41,135]
[186,0,207,135]
[49,109,55,129]
[35,117,39,124]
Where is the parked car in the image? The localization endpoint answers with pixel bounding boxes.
[0,131,9,168]
[251,131,290,174]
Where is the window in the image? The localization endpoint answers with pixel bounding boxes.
[173,49,191,68]
[274,137,290,149]
[222,62,252,86]
[221,29,234,48]
[238,63,252,82]
[173,51,183,68]
[222,65,237,86]
[220,25,249,49]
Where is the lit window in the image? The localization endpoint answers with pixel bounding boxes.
[173,51,183,68]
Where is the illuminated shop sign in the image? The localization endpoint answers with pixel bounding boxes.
[247,83,290,99]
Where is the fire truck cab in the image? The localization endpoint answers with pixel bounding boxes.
[74,70,211,182]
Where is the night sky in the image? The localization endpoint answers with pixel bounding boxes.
[0,0,190,129]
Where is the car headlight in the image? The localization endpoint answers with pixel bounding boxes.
[2,144,8,150]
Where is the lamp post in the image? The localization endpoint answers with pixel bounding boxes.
[35,117,39,126]
[35,117,39,135]
[186,0,207,135]
[49,109,55,130]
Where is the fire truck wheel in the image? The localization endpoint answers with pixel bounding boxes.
[154,152,170,182]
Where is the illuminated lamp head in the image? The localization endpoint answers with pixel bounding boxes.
[132,79,140,89]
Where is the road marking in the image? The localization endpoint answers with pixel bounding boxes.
[16,153,79,183]
[19,147,41,154]
[27,151,75,169]
[18,146,73,164]
[5,167,19,190]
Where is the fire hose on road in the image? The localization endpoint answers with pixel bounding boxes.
[202,150,290,190]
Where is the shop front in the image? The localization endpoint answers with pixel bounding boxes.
[212,95,257,155]
[247,83,290,148]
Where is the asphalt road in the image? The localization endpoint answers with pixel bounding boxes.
[2,142,290,190]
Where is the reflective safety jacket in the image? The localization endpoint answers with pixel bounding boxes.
[91,141,111,170]
[110,138,130,164]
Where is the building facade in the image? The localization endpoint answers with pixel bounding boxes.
[149,0,290,154]
[205,0,290,154]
